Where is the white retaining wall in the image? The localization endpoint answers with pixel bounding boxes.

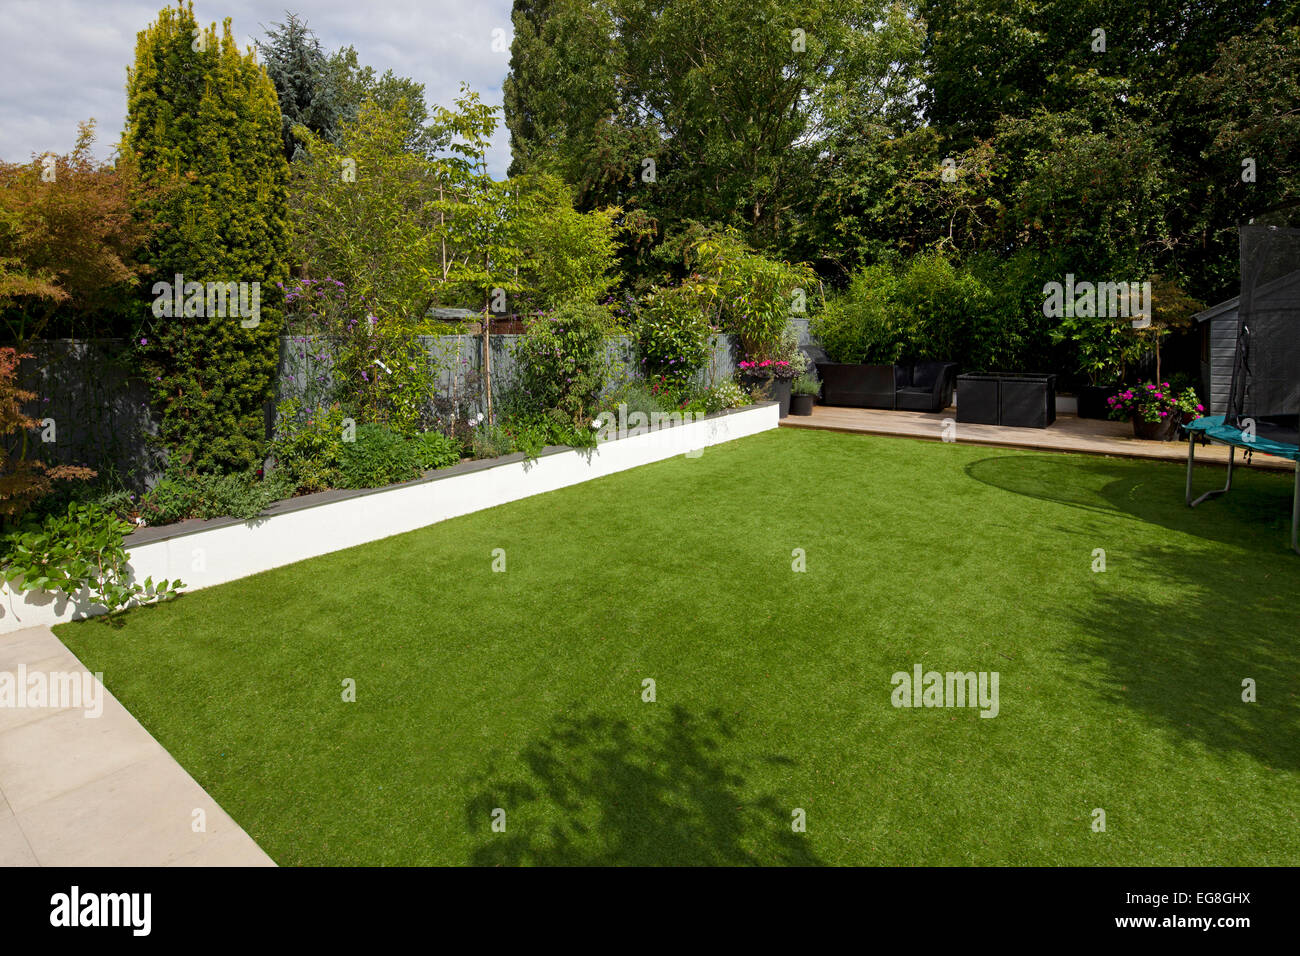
[0,404,778,634]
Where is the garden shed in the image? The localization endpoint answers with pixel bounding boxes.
[1195,268,1300,414]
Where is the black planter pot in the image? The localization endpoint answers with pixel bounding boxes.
[742,376,792,418]
[1132,415,1180,441]
[789,393,815,416]
[1077,384,1119,420]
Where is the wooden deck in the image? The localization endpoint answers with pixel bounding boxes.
[779,405,1295,472]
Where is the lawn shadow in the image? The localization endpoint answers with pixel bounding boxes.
[465,705,822,866]
[1054,540,1300,771]
[967,454,1299,770]
[964,453,1298,555]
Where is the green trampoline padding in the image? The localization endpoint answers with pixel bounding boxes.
[1185,415,1300,462]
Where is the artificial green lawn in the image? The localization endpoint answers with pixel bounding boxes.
[56,428,1300,865]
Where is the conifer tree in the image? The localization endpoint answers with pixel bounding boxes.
[125,2,289,471]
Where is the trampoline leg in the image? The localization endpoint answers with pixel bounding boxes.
[1185,437,1195,506]
[1292,463,1299,556]
[1190,446,1235,508]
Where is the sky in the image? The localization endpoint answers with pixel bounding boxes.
[0,0,517,176]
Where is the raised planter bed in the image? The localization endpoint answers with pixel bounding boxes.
[815,363,895,409]
[0,403,779,634]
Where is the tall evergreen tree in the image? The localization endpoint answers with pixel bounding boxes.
[257,12,337,160]
[125,1,290,472]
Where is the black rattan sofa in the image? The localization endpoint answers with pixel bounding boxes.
[894,361,958,413]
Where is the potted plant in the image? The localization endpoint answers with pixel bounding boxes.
[790,374,819,415]
[1051,313,1131,419]
[737,358,795,417]
[1107,382,1204,440]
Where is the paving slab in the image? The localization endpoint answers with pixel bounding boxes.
[0,626,273,867]
[0,788,38,866]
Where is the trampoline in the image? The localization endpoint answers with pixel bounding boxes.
[1184,415,1300,554]
[1184,223,1300,554]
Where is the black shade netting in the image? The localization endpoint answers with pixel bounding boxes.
[1225,224,1300,446]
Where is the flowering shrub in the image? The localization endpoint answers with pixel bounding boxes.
[282,276,447,437]
[702,380,750,412]
[1107,382,1203,424]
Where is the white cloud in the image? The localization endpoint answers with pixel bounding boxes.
[0,0,515,175]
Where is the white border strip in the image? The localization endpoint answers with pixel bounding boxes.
[1,404,777,633]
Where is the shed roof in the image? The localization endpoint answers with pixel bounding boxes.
[1196,269,1300,322]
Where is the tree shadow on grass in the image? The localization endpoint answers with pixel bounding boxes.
[1053,540,1300,772]
[465,705,822,866]
[966,454,1300,770]
[964,452,1298,555]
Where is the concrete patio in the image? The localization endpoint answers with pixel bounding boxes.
[0,625,273,867]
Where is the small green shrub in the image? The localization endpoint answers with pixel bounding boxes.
[601,380,672,420]
[411,430,463,471]
[792,374,820,396]
[466,414,596,463]
[338,423,420,489]
[470,424,516,461]
[270,399,349,493]
[139,476,201,525]
[513,299,611,429]
[1,502,183,616]
[633,286,714,390]
[192,471,295,521]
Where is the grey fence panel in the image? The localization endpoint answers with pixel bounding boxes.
[14,328,760,489]
[16,339,165,490]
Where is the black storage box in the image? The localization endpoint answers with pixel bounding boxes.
[999,373,1056,428]
[955,374,1000,425]
[956,373,1057,428]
